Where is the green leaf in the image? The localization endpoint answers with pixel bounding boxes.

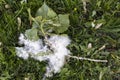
[25,28,39,41]
[55,14,70,33]
[47,6,57,19]
[96,1,101,7]
[35,2,57,19]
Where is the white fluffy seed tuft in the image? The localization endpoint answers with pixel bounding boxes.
[16,34,71,77]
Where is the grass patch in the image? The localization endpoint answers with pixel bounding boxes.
[0,0,120,80]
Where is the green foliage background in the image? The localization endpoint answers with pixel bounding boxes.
[0,0,120,80]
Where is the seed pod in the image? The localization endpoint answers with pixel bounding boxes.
[17,17,21,30]
[88,43,92,49]
[5,4,11,9]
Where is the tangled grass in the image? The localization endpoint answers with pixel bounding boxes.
[0,0,120,80]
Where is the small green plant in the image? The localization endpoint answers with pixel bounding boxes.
[27,2,70,39]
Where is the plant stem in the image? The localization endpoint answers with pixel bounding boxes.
[67,55,108,63]
[40,23,46,37]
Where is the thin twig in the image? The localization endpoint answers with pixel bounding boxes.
[67,55,108,63]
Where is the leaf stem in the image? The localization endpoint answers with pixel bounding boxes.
[40,23,46,37]
[28,8,46,37]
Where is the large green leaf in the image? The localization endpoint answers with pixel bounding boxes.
[32,3,70,34]
[35,3,57,19]
[55,14,70,33]
[25,28,39,41]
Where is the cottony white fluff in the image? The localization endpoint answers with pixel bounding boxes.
[16,34,48,60]
[16,34,71,77]
[44,35,71,77]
